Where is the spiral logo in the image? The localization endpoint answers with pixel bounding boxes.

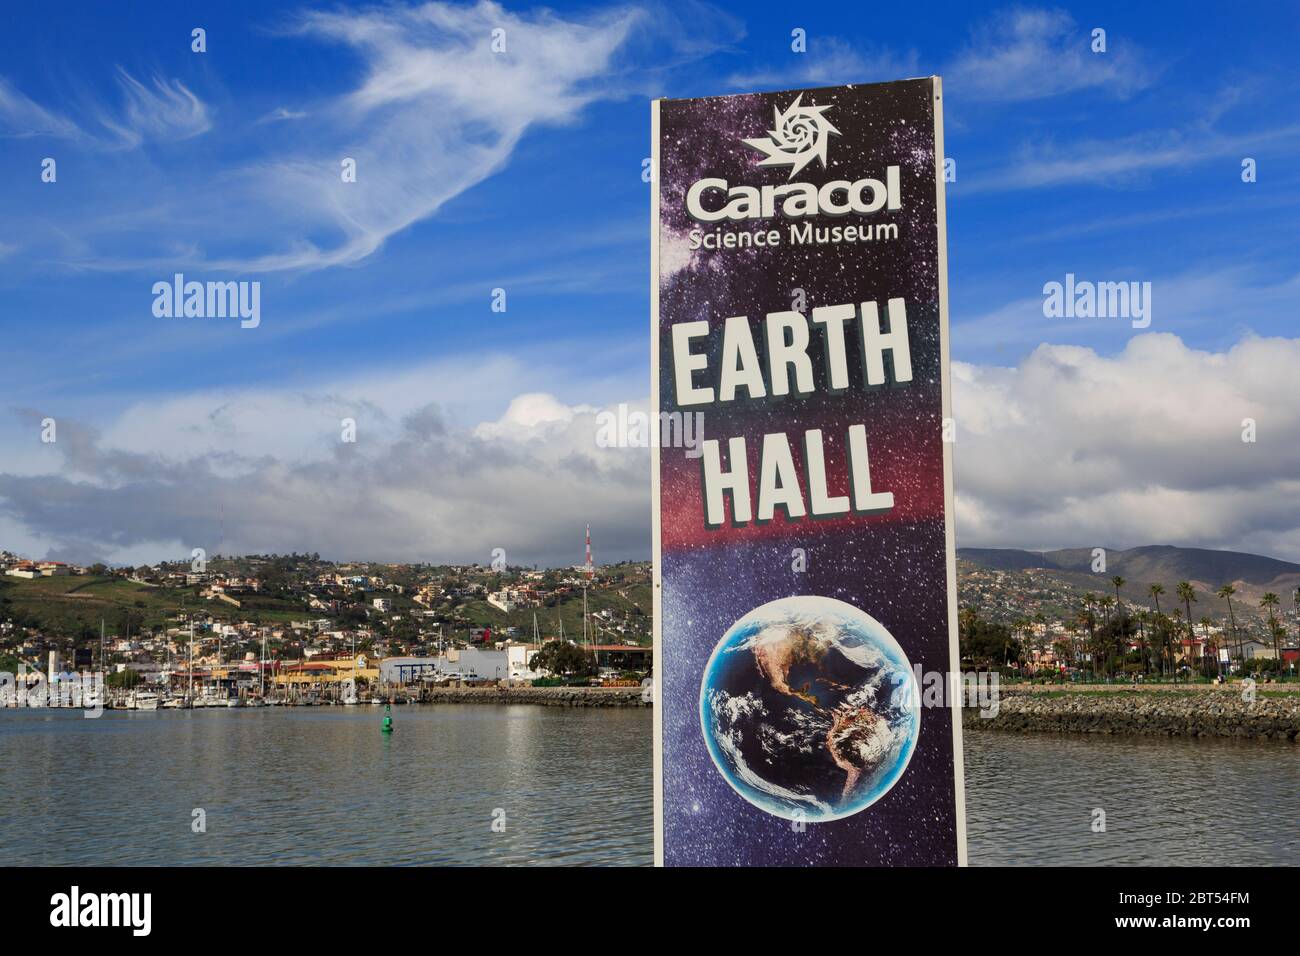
[742,94,840,180]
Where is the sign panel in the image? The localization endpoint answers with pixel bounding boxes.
[651,78,964,865]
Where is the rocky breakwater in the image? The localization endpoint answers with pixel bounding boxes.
[424,686,650,708]
[964,690,1299,741]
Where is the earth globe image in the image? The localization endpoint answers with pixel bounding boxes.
[699,595,919,822]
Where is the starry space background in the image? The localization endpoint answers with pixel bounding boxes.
[656,79,960,866]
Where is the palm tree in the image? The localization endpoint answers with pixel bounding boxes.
[1199,616,1216,678]
[1294,587,1300,675]
[1175,582,1197,680]
[1217,584,1239,673]
[1097,596,1114,678]
[1135,609,1149,675]
[1083,593,1097,680]
[1074,611,1091,674]
[1171,608,1186,680]
[1270,620,1290,680]
[1261,592,1281,670]
[1012,617,1029,670]
[1148,582,1165,616]
[1148,583,1166,678]
[1111,575,1127,673]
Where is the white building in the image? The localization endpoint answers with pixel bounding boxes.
[487,591,515,613]
[378,645,543,684]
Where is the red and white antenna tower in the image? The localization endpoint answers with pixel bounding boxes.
[584,524,594,580]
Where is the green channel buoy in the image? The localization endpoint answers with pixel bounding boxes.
[382,702,393,734]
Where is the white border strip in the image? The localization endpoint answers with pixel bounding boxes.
[933,75,969,867]
[650,97,664,868]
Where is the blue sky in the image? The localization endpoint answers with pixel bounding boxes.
[1,1,1298,566]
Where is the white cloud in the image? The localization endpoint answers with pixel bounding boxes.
[3,334,1298,566]
[0,361,648,567]
[953,333,1300,560]
[473,392,598,441]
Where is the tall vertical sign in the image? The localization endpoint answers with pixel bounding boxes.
[652,78,964,865]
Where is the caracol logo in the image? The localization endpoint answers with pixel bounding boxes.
[685,95,899,225]
[742,94,840,179]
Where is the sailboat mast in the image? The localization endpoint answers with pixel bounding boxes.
[584,587,596,670]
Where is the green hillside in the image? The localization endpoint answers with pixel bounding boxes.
[0,571,653,645]
[0,575,253,638]
[459,583,652,643]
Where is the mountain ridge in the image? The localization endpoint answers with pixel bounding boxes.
[958,545,1300,589]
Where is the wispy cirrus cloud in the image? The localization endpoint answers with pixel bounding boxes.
[946,7,1154,102]
[0,77,82,139]
[963,120,1300,193]
[257,106,308,124]
[725,37,920,92]
[0,70,210,148]
[230,0,648,271]
[0,0,727,275]
[721,7,1153,102]
[99,70,211,146]
[952,266,1300,360]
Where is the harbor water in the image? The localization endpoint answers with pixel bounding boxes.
[0,708,1295,865]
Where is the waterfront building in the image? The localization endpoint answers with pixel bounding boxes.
[379,644,544,684]
[590,644,653,670]
[1237,638,1276,660]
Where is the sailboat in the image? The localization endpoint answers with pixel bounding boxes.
[342,631,359,704]
[583,586,601,683]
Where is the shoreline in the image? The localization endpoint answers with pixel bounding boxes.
[419,685,650,707]
[4,685,655,711]
[964,689,1299,741]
